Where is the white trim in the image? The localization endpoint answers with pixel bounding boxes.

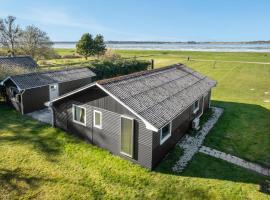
[15,77,94,91]
[45,81,214,133]
[96,83,159,132]
[93,110,102,129]
[120,115,134,158]
[20,90,26,114]
[49,83,59,101]
[1,76,22,91]
[192,99,200,114]
[198,95,205,118]
[45,82,158,132]
[45,82,96,106]
[72,104,87,126]
[160,122,172,145]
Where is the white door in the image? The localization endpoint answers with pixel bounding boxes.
[49,84,59,100]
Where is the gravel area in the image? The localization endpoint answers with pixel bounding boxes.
[172,107,224,172]
[27,108,52,124]
[200,146,270,176]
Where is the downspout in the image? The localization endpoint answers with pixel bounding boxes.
[20,89,26,115]
[49,105,54,127]
[91,109,94,144]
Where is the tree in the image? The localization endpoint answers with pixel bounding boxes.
[0,16,21,56]
[76,33,95,60]
[94,34,106,56]
[19,25,56,60]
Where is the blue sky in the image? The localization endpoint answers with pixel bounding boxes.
[0,0,269,41]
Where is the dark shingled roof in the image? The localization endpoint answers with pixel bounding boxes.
[7,67,96,90]
[98,64,216,129]
[0,56,38,69]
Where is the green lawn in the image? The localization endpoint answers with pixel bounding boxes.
[115,50,270,167]
[1,49,270,199]
[0,105,269,199]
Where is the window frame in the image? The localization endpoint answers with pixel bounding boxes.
[93,110,102,129]
[72,104,87,126]
[120,115,134,158]
[193,99,200,114]
[160,122,172,145]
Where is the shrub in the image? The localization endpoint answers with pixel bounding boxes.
[90,58,151,80]
[61,54,82,59]
[102,49,122,61]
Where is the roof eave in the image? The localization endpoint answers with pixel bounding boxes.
[0,76,23,91]
[45,82,159,132]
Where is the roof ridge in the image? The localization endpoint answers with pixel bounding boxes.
[10,67,91,78]
[0,55,33,59]
[98,63,184,85]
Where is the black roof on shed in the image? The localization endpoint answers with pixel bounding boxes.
[0,56,38,69]
[47,64,216,131]
[1,67,96,90]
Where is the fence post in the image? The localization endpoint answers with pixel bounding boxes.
[151,59,154,69]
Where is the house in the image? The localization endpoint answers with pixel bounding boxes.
[0,56,38,69]
[45,64,216,169]
[0,67,96,114]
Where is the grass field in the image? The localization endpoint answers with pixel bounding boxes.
[1,49,270,199]
[116,50,270,167]
[0,105,269,199]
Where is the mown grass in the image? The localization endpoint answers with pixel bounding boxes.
[113,50,270,167]
[1,49,270,199]
[0,105,269,199]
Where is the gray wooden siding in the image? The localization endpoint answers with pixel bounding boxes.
[15,77,93,114]
[152,91,211,168]
[152,105,192,167]
[203,90,211,112]
[22,86,49,114]
[58,77,92,95]
[53,86,153,168]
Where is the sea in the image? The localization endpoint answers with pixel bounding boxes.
[53,42,270,52]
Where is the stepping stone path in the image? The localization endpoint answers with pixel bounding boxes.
[172,107,223,172]
[199,146,270,176]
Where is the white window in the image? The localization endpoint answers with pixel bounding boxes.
[93,110,102,129]
[193,99,200,114]
[160,123,171,144]
[50,85,57,90]
[72,105,86,126]
[120,116,134,157]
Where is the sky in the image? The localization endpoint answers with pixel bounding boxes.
[0,0,269,42]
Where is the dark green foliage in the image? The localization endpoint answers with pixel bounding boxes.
[76,33,107,60]
[90,58,151,80]
[94,34,106,56]
[76,33,95,60]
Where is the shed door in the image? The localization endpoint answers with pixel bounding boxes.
[49,84,59,100]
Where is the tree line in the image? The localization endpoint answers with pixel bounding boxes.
[0,15,107,60]
[0,16,56,59]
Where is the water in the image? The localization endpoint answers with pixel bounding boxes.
[53,42,270,52]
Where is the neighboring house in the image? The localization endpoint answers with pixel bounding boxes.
[0,67,96,114]
[0,56,38,70]
[45,64,216,169]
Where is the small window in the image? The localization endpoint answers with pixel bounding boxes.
[73,105,86,126]
[160,123,171,144]
[193,100,199,114]
[93,110,102,129]
[50,85,57,90]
